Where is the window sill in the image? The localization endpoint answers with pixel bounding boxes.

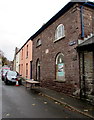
[36,44,42,48]
[54,36,65,43]
[54,80,66,83]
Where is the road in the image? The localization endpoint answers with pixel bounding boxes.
[2,79,90,119]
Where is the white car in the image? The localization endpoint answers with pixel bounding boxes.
[1,67,10,81]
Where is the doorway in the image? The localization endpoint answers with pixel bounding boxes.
[36,59,40,81]
[30,61,32,79]
[80,51,94,99]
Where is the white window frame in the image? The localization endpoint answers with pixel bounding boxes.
[54,24,65,42]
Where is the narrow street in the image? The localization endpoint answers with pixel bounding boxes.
[0,1,94,120]
[2,79,90,119]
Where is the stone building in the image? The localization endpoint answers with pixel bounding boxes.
[15,51,20,73]
[29,2,94,101]
[13,47,19,71]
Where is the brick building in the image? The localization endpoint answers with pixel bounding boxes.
[30,2,94,101]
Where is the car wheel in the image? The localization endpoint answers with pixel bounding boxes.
[5,80,9,85]
[2,77,4,81]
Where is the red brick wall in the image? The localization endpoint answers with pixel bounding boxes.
[32,4,93,95]
[83,7,93,37]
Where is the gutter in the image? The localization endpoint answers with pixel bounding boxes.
[84,2,94,8]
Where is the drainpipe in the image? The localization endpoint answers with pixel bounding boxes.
[84,2,94,35]
[80,2,94,38]
[80,6,84,39]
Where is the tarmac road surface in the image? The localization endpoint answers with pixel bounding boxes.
[2,80,91,119]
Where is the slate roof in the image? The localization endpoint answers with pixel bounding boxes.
[17,2,94,53]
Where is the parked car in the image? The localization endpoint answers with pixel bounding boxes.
[1,66,10,81]
[4,70,22,85]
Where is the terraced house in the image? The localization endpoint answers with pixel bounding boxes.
[16,40,32,79]
[29,2,94,102]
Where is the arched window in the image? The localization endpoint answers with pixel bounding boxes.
[56,53,65,81]
[36,39,41,47]
[55,24,65,41]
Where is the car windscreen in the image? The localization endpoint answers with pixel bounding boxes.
[3,69,10,74]
[7,71,17,77]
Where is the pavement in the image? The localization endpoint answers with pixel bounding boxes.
[22,81,94,119]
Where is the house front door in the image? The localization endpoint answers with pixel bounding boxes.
[36,59,40,81]
[80,51,94,99]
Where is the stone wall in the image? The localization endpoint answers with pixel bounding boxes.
[32,3,94,96]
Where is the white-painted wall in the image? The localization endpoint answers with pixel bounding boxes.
[16,52,20,73]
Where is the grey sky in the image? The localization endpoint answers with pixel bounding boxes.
[0,0,93,61]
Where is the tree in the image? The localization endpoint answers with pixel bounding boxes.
[2,56,8,66]
[0,49,10,66]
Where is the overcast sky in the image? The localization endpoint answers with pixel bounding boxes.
[0,0,93,61]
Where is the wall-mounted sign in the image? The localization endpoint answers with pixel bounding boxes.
[57,63,64,77]
[45,49,49,54]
